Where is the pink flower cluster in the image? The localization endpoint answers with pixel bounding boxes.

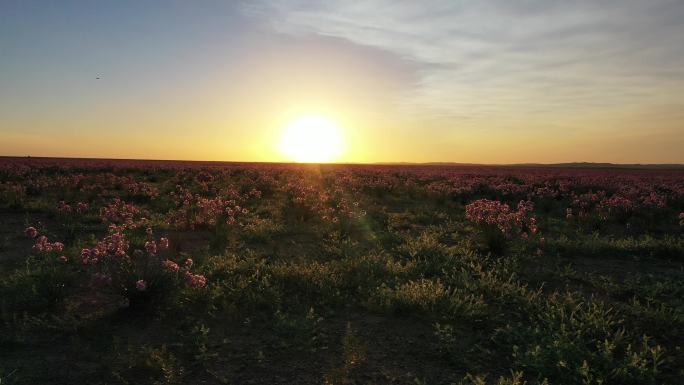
[161,257,205,287]
[81,226,129,265]
[135,279,147,291]
[126,180,159,198]
[25,226,37,238]
[569,191,605,218]
[159,237,169,249]
[640,191,667,209]
[57,200,89,214]
[144,240,157,254]
[168,187,252,229]
[31,234,65,253]
[162,259,180,273]
[597,194,636,219]
[184,271,207,288]
[100,198,143,228]
[77,227,206,293]
[284,180,366,224]
[465,199,538,237]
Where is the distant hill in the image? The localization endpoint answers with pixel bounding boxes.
[374,162,684,170]
[514,162,684,170]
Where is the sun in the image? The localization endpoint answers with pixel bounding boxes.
[278,115,346,163]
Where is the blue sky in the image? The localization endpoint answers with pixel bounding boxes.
[1,1,683,163]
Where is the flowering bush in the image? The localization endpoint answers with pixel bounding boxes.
[57,200,89,215]
[282,179,366,233]
[167,186,252,229]
[81,226,206,308]
[166,187,255,251]
[466,199,537,236]
[27,227,66,262]
[22,227,73,308]
[465,199,537,252]
[32,235,65,254]
[597,194,635,221]
[100,198,146,229]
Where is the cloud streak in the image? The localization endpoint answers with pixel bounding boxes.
[242,0,684,121]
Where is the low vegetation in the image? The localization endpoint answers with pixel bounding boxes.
[0,158,683,384]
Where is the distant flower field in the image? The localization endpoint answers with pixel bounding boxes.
[1,158,683,384]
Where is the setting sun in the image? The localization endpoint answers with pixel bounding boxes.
[278,115,346,163]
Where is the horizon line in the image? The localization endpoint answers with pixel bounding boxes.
[1,155,683,169]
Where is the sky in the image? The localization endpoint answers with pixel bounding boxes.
[1,0,683,164]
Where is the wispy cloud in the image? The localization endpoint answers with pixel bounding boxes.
[242,0,684,120]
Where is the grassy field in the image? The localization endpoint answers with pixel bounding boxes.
[1,158,683,385]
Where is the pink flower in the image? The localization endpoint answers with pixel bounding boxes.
[162,259,179,273]
[32,236,46,252]
[144,241,157,255]
[159,237,169,250]
[57,201,72,214]
[80,248,91,264]
[184,272,206,288]
[25,226,38,238]
[184,258,193,268]
[135,279,147,291]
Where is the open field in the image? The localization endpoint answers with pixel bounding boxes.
[1,157,683,384]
